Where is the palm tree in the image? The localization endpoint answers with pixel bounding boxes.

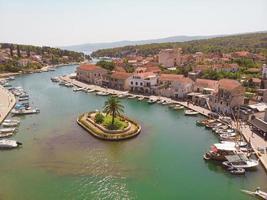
[103,96,124,125]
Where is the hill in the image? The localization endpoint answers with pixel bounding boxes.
[91,32,267,58]
[0,43,89,73]
[60,35,217,54]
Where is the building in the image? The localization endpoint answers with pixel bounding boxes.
[262,64,267,79]
[209,79,245,115]
[76,64,108,86]
[158,48,182,68]
[128,71,159,94]
[194,79,218,94]
[107,71,132,91]
[157,74,193,99]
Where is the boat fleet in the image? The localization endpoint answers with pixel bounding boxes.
[0,78,40,149]
[198,118,259,175]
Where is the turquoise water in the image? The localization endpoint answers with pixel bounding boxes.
[0,64,266,200]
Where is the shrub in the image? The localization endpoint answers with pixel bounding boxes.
[94,112,104,124]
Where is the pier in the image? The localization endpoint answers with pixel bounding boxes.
[0,84,16,124]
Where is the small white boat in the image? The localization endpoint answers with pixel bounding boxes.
[228,167,245,175]
[0,128,16,133]
[0,132,14,138]
[87,89,95,93]
[64,83,73,87]
[128,95,136,99]
[96,91,109,96]
[147,98,157,104]
[241,188,267,199]
[184,110,199,116]
[173,105,184,110]
[73,87,83,92]
[51,77,60,82]
[18,97,29,101]
[138,96,145,101]
[11,108,40,115]
[4,119,20,124]
[118,94,127,98]
[0,139,22,149]
[2,122,19,127]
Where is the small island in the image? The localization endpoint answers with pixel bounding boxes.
[77,96,141,140]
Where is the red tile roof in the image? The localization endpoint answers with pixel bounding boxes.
[159,74,184,81]
[218,79,242,90]
[195,79,218,90]
[78,64,102,71]
[111,71,132,80]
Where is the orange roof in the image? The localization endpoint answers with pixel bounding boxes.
[78,64,102,71]
[251,78,261,83]
[159,74,184,81]
[195,79,218,90]
[111,71,132,80]
[218,79,242,90]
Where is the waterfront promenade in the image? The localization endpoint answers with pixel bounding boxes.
[59,75,267,172]
[0,84,16,124]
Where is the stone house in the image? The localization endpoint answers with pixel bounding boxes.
[76,64,108,86]
[158,48,182,68]
[209,79,245,115]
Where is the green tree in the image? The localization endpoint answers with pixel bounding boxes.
[103,96,124,127]
[96,60,115,71]
[17,45,21,57]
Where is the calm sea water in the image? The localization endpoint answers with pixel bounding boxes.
[0,64,266,200]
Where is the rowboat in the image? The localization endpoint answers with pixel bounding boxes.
[0,128,16,134]
[2,122,19,127]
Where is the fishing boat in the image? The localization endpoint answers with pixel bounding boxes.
[11,108,40,115]
[0,132,14,138]
[222,154,259,169]
[221,141,248,148]
[184,110,199,116]
[0,128,16,134]
[0,139,22,149]
[241,188,267,199]
[203,143,240,161]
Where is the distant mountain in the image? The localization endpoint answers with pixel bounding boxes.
[60,35,220,54]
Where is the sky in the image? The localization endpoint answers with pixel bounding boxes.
[0,0,266,47]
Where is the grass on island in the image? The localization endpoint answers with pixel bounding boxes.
[95,113,128,130]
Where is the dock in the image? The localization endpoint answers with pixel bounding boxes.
[0,85,16,124]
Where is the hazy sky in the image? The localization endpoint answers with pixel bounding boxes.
[0,0,266,46]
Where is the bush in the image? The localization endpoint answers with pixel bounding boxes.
[94,112,104,124]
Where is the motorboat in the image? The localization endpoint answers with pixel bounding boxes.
[19,93,29,98]
[0,139,22,149]
[147,98,157,104]
[184,110,199,116]
[196,119,216,126]
[222,154,259,169]
[228,167,245,175]
[0,132,14,138]
[216,129,235,135]
[220,132,237,140]
[221,141,248,148]
[138,96,145,101]
[0,128,16,134]
[73,87,83,92]
[11,108,40,115]
[64,83,73,87]
[128,95,136,99]
[173,105,184,110]
[2,121,19,127]
[96,91,109,96]
[4,119,20,124]
[241,188,267,200]
[118,94,127,98]
[18,97,29,101]
[59,81,66,86]
[87,89,95,93]
[205,122,222,129]
[51,77,60,82]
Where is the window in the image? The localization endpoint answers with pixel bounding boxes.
[131,81,133,85]
[140,82,143,86]
[135,82,138,86]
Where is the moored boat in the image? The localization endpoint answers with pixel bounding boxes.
[184,110,199,116]
[11,108,40,115]
[222,154,259,169]
[2,122,19,127]
[0,139,22,149]
[0,132,14,138]
[0,128,16,134]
